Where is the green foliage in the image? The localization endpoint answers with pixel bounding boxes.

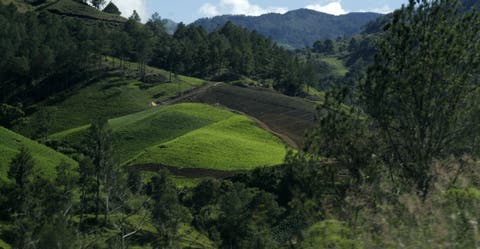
[0,126,77,182]
[149,170,192,247]
[313,39,336,54]
[306,88,380,183]
[129,10,141,22]
[8,147,34,190]
[300,220,362,249]
[362,0,480,193]
[90,0,105,9]
[131,114,287,171]
[102,1,120,15]
[194,10,382,48]
[51,103,287,170]
[318,57,348,77]
[0,104,24,129]
[44,0,125,23]
[37,218,77,249]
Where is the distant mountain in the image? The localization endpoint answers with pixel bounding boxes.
[194,9,383,48]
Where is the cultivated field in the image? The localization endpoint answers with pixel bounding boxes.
[50,103,287,171]
[178,84,318,148]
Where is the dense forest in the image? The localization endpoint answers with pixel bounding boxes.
[0,1,314,111]
[1,0,480,248]
[194,9,382,49]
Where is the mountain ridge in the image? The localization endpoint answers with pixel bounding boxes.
[194,8,383,48]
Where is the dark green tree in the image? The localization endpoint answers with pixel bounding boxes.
[8,147,35,206]
[129,10,141,22]
[78,158,96,227]
[83,118,115,223]
[90,0,105,9]
[362,0,480,195]
[102,1,121,15]
[149,170,192,247]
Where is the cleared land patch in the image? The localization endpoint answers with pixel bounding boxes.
[177,84,318,148]
[131,115,287,170]
[50,103,287,171]
[319,56,349,77]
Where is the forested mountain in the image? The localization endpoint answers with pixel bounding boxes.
[194,9,382,48]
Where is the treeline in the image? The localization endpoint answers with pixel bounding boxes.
[142,18,315,96]
[0,3,107,103]
[0,2,313,110]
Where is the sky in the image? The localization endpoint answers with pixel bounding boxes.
[111,0,408,24]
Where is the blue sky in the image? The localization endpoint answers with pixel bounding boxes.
[111,0,407,24]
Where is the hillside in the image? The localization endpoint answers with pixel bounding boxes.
[175,83,317,148]
[194,9,383,48]
[0,126,77,182]
[49,103,288,171]
[24,61,206,135]
[1,0,126,23]
[42,0,126,23]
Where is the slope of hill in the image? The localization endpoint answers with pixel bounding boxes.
[176,84,318,148]
[25,62,206,135]
[1,0,126,23]
[0,126,77,182]
[49,103,287,171]
[194,9,383,48]
[42,0,126,23]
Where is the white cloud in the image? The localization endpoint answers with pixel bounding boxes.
[111,0,148,21]
[199,0,288,17]
[305,1,347,15]
[199,3,219,17]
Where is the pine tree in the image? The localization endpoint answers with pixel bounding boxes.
[102,1,121,15]
[83,118,115,223]
[8,147,34,200]
[361,0,480,195]
[129,10,141,22]
[90,0,105,9]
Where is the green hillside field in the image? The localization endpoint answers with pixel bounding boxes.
[0,126,77,182]
[319,56,349,77]
[27,66,206,134]
[50,103,287,171]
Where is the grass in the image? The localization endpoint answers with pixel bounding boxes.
[178,223,217,249]
[29,66,206,134]
[49,103,287,170]
[183,84,317,148]
[131,115,287,171]
[0,126,77,182]
[0,239,11,249]
[319,56,349,77]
